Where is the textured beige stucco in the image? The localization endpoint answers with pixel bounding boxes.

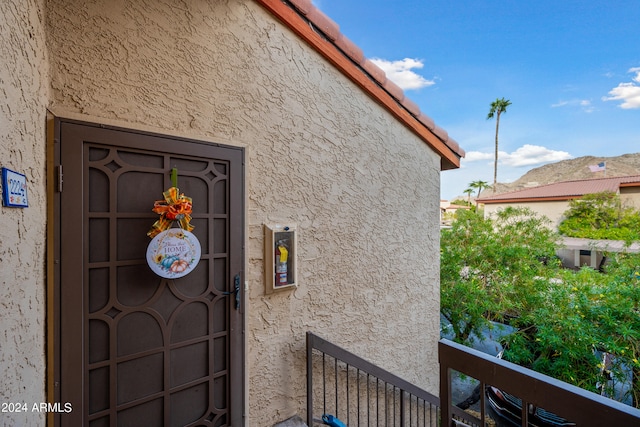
[483,189,640,231]
[0,0,48,426]
[483,200,571,229]
[621,186,640,209]
[483,188,640,231]
[3,0,443,425]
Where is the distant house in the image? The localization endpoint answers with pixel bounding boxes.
[477,175,640,228]
[440,200,471,224]
[557,236,640,270]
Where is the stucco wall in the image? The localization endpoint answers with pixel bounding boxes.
[0,0,48,426]
[484,190,640,231]
[621,186,640,209]
[483,200,570,229]
[45,0,442,425]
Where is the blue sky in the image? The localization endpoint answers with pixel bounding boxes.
[312,1,640,199]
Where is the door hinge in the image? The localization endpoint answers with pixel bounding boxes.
[57,165,63,192]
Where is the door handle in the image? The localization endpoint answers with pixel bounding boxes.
[233,274,241,310]
[222,273,241,310]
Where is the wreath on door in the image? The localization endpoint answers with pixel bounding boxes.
[146,169,201,279]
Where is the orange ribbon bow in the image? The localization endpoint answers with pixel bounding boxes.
[147,187,195,238]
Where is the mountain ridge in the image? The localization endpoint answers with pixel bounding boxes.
[487,153,640,196]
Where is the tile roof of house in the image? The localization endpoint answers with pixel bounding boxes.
[477,175,640,203]
[255,0,465,170]
[445,204,471,210]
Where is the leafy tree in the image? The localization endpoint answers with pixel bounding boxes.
[558,191,640,242]
[441,207,640,406]
[440,207,559,343]
[503,256,640,406]
[487,98,512,193]
[451,198,471,207]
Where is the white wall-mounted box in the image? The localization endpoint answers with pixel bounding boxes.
[264,224,297,294]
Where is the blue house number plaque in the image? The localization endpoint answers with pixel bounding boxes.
[2,167,29,208]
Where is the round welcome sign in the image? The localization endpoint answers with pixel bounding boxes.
[146,229,201,279]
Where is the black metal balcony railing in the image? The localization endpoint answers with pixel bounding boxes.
[439,338,640,427]
[307,331,640,427]
[306,332,477,427]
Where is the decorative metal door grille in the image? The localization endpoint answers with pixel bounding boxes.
[55,121,244,427]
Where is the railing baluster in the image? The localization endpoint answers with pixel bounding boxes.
[479,381,486,426]
[357,368,361,427]
[367,373,371,427]
[335,357,339,418]
[393,386,397,427]
[385,382,388,427]
[400,390,405,426]
[322,352,326,416]
[376,378,379,427]
[388,385,391,427]
[346,364,350,427]
[306,334,313,426]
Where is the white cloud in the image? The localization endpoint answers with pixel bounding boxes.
[602,67,640,109]
[551,99,594,113]
[463,144,573,167]
[500,145,573,166]
[445,146,574,199]
[369,58,435,90]
[463,151,494,162]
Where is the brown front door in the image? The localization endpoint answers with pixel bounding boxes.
[53,119,244,427]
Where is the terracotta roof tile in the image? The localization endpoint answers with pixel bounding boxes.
[478,175,640,203]
[446,137,460,154]
[361,58,387,85]
[432,125,448,142]
[400,96,421,117]
[619,175,640,185]
[255,0,466,166]
[306,7,340,41]
[335,33,364,65]
[417,112,435,130]
[382,78,405,102]
[288,0,312,15]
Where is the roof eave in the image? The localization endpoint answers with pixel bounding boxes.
[478,195,583,204]
[255,0,463,171]
[620,181,640,188]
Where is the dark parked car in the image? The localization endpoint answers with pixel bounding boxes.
[486,385,576,427]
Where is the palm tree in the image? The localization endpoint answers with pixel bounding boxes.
[463,188,474,206]
[487,98,512,193]
[469,180,489,199]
